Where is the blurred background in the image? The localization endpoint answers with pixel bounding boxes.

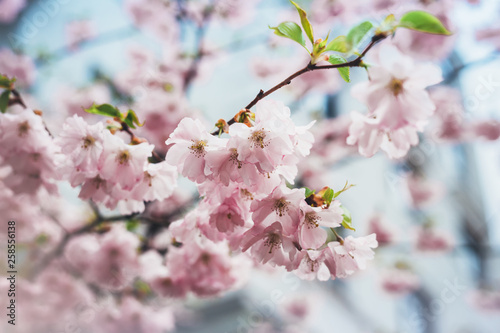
[1,0,500,332]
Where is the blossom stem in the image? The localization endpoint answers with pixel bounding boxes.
[211,34,387,135]
[331,228,344,245]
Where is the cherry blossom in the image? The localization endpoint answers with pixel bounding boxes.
[166,117,225,183]
[328,234,378,278]
[299,200,343,249]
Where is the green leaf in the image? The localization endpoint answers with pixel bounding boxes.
[327,55,350,82]
[322,187,334,206]
[126,219,140,232]
[304,187,315,198]
[84,103,122,118]
[290,1,314,44]
[0,74,15,89]
[398,11,451,35]
[334,181,355,198]
[376,14,397,35]
[269,22,307,50]
[0,90,10,113]
[325,35,348,53]
[346,21,373,51]
[123,109,144,129]
[341,205,355,231]
[134,280,152,295]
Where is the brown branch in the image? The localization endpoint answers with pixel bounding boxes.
[8,89,27,108]
[28,212,138,280]
[183,7,214,90]
[211,34,386,135]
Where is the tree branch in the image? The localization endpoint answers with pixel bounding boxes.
[211,34,386,135]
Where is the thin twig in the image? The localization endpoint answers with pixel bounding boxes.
[211,34,386,135]
[28,212,137,280]
[183,6,214,90]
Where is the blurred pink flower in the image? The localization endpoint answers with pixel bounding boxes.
[380,267,420,296]
[352,43,442,130]
[367,212,396,246]
[415,226,454,253]
[0,48,36,87]
[406,174,445,209]
[468,289,500,313]
[0,0,26,24]
[66,20,96,50]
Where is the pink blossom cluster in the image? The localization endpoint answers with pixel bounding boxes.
[141,220,250,297]
[429,86,500,142]
[165,100,378,282]
[66,20,97,50]
[125,0,179,42]
[0,0,26,24]
[56,115,177,213]
[112,47,197,151]
[0,48,36,88]
[0,109,61,195]
[65,225,141,289]
[347,43,443,159]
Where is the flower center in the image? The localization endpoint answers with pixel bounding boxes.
[249,129,268,149]
[305,212,320,229]
[189,140,207,157]
[18,121,30,137]
[144,171,153,186]
[264,232,282,254]
[240,188,254,200]
[92,176,105,190]
[273,198,290,217]
[229,148,242,168]
[200,252,211,264]
[82,135,96,149]
[388,78,405,96]
[306,255,320,272]
[116,150,131,164]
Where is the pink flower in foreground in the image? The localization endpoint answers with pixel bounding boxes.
[56,115,105,177]
[131,161,177,202]
[205,146,262,187]
[207,193,249,234]
[228,120,293,174]
[328,234,378,278]
[100,134,153,190]
[228,100,314,178]
[346,111,419,159]
[294,248,333,281]
[250,183,304,236]
[166,117,225,183]
[241,221,298,269]
[299,200,343,249]
[352,43,442,130]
